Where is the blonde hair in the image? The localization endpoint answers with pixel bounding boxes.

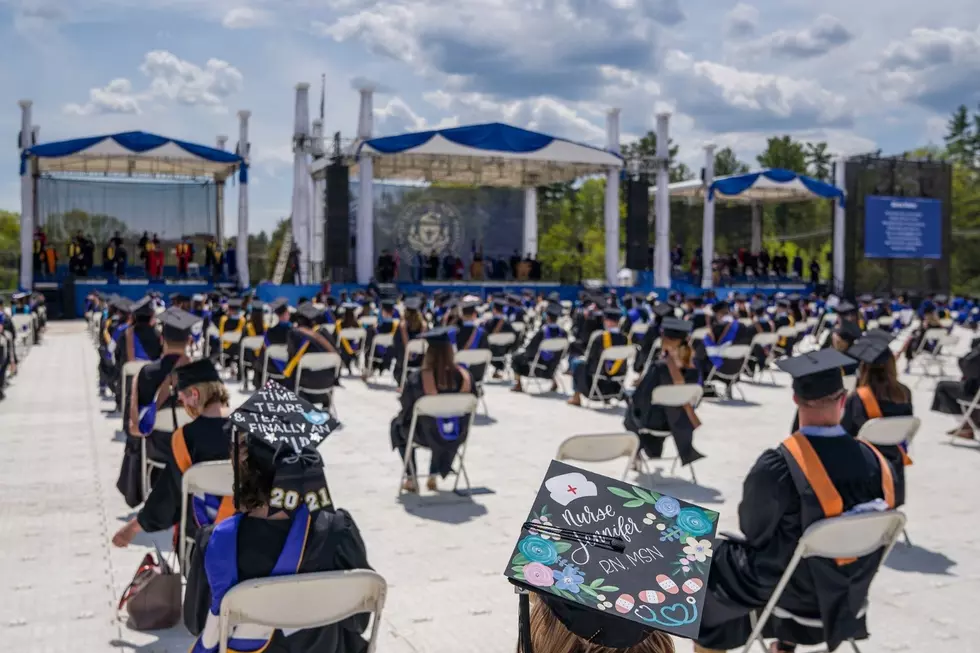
[527,596,674,653]
[186,381,230,408]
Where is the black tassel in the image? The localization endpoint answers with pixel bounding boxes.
[519,593,533,653]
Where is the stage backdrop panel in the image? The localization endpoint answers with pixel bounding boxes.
[864,195,942,259]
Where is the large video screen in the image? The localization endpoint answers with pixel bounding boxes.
[864,195,942,259]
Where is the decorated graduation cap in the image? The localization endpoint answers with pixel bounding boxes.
[776,349,856,400]
[848,330,895,365]
[228,380,341,515]
[661,317,693,340]
[505,460,718,651]
[159,307,202,341]
[175,358,221,391]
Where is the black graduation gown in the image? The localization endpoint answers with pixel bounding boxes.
[454,322,490,384]
[932,345,980,415]
[391,325,425,384]
[184,509,371,653]
[284,327,338,406]
[389,368,474,477]
[218,315,246,364]
[746,319,776,372]
[569,314,601,358]
[698,435,893,651]
[632,321,662,374]
[136,415,232,535]
[704,319,754,383]
[841,389,912,506]
[364,318,399,371]
[512,324,568,378]
[484,315,517,371]
[573,330,629,395]
[624,359,704,465]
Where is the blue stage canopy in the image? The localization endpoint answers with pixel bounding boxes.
[708,168,845,206]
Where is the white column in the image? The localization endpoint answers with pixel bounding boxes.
[356,86,375,285]
[653,112,672,289]
[236,110,251,288]
[18,100,34,291]
[291,83,312,285]
[215,135,228,246]
[750,201,762,253]
[310,119,325,284]
[833,157,846,293]
[701,143,716,289]
[604,108,621,287]
[523,187,538,257]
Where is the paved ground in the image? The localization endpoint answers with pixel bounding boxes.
[1,321,978,652]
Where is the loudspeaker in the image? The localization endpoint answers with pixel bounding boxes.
[325,162,350,267]
[625,177,650,269]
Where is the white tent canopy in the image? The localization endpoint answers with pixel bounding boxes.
[654,168,845,204]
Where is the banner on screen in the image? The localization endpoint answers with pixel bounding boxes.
[864,195,942,259]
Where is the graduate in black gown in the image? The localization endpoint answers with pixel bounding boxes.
[842,331,913,506]
[453,299,491,384]
[625,318,704,467]
[362,298,399,377]
[113,358,233,547]
[745,300,776,375]
[567,308,629,406]
[510,303,568,393]
[390,328,475,493]
[335,303,363,373]
[260,299,292,383]
[392,297,427,389]
[932,338,980,440]
[185,381,369,653]
[696,349,898,653]
[632,303,672,376]
[485,298,518,379]
[116,296,163,413]
[283,302,340,406]
[218,298,246,374]
[240,302,266,387]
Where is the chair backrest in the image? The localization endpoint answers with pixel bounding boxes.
[805,316,819,328]
[221,331,243,344]
[182,460,235,497]
[339,327,366,342]
[454,349,492,367]
[122,360,148,377]
[877,315,895,327]
[207,324,220,339]
[413,393,479,418]
[556,433,639,464]
[153,405,194,433]
[539,338,570,353]
[219,569,387,653]
[360,316,378,329]
[240,336,264,352]
[597,345,634,366]
[629,322,649,337]
[650,383,703,407]
[866,319,879,331]
[737,318,754,327]
[800,511,907,561]
[299,352,342,372]
[690,327,708,341]
[511,322,526,334]
[939,318,954,329]
[843,376,857,393]
[719,344,751,360]
[372,333,395,349]
[922,327,946,343]
[12,314,31,331]
[750,332,779,347]
[488,332,517,348]
[776,325,796,337]
[406,338,428,355]
[857,415,921,447]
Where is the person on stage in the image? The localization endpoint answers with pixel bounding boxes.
[695,349,898,653]
[510,303,567,393]
[390,328,475,493]
[567,308,629,406]
[176,236,195,278]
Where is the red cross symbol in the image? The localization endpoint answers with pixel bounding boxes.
[567,485,577,495]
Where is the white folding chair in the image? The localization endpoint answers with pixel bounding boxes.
[746,332,780,383]
[771,325,797,359]
[690,327,709,342]
[399,393,478,496]
[865,319,879,331]
[454,349,493,415]
[338,327,367,372]
[511,321,526,337]
[11,314,32,356]
[399,338,428,389]
[556,433,640,480]
[359,316,379,329]
[704,344,752,400]
[120,360,149,420]
[741,511,907,653]
[219,331,243,369]
[364,333,395,380]
[911,328,949,381]
[634,384,704,483]
[217,569,387,653]
[238,336,265,389]
[179,460,234,573]
[628,322,649,342]
[487,332,517,377]
[586,345,634,405]
[205,324,220,358]
[877,315,895,330]
[953,386,980,445]
[842,375,857,393]
[525,337,570,394]
[262,344,289,386]
[294,352,342,416]
[142,404,194,501]
[858,415,920,544]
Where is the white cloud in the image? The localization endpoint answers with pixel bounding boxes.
[742,14,853,59]
[725,3,759,39]
[64,78,142,116]
[222,6,271,29]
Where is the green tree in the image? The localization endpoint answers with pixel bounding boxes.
[713,147,750,177]
[756,135,808,173]
[0,210,19,290]
[945,104,974,165]
[620,131,693,182]
[805,141,832,181]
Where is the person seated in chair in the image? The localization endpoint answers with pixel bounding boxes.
[485,298,517,380]
[932,338,980,440]
[625,317,704,468]
[217,299,246,376]
[452,300,491,385]
[240,303,267,389]
[702,301,754,397]
[902,301,943,372]
[392,297,428,390]
[567,308,628,406]
[362,298,400,379]
[283,303,339,407]
[511,303,568,393]
[116,296,163,416]
[185,382,370,653]
[744,300,776,376]
[390,328,474,494]
[335,303,362,374]
[113,358,232,548]
[695,349,898,653]
[631,302,673,380]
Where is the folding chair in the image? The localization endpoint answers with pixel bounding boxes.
[842,376,857,394]
[628,322,649,342]
[555,433,640,480]
[704,344,752,400]
[634,384,704,483]
[217,569,388,653]
[511,321,526,343]
[487,332,517,378]
[179,460,234,573]
[690,327,709,343]
[910,328,949,382]
[120,360,149,421]
[454,349,493,415]
[876,315,895,330]
[746,333,779,383]
[338,327,367,372]
[741,510,907,653]
[261,344,289,387]
[585,345,634,405]
[398,339,428,388]
[953,386,980,445]
[857,415,920,544]
[238,336,265,389]
[639,337,663,378]
[205,324,220,358]
[771,325,797,359]
[364,333,395,381]
[11,314,31,357]
[143,404,194,501]
[359,315,379,329]
[525,338,570,394]
[398,393,478,496]
[294,352,342,417]
[219,331,243,370]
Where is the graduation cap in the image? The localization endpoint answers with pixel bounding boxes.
[544,303,562,319]
[295,302,323,324]
[461,299,481,312]
[711,300,729,313]
[505,460,718,649]
[159,307,202,341]
[227,298,244,310]
[787,293,802,302]
[549,292,562,302]
[421,326,455,343]
[751,300,767,314]
[191,293,206,303]
[492,298,507,310]
[835,319,863,344]
[175,358,221,391]
[652,303,673,319]
[858,293,873,303]
[602,308,622,321]
[270,298,290,314]
[169,292,190,304]
[661,317,694,339]
[380,298,396,311]
[131,296,155,319]
[111,296,133,312]
[847,332,895,365]
[776,349,856,400]
[935,294,948,304]
[404,297,423,311]
[228,381,341,515]
[12,291,29,301]
[836,301,857,314]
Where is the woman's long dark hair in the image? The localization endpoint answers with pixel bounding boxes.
[405,308,425,333]
[422,341,457,390]
[250,308,265,335]
[341,309,359,329]
[857,354,910,404]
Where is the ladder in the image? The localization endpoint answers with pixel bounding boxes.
[272,220,293,285]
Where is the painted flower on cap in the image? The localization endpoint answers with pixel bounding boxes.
[552,566,585,593]
[654,496,680,518]
[682,537,713,562]
[519,535,559,565]
[522,562,554,588]
[676,507,713,537]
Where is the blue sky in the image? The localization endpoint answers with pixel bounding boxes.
[3,0,980,236]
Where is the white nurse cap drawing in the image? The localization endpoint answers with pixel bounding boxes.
[545,472,598,506]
